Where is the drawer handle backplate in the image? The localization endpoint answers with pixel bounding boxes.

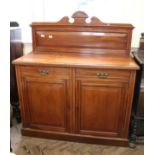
[48,34,53,39]
[40,34,45,38]
[39,69,49,76]
[96,72,109,78]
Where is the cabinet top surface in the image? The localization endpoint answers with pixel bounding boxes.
[13,52,139,70]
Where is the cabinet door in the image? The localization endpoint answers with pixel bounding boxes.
[18,67,71,133]
[76,79,128,138]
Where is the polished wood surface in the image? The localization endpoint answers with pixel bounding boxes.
[31,11,133,56]
[76,79,128,137]
[76,68,130,80]
[16,66,71,132]
[35,31,127,50]
[75,69,136,139]
[14,11,138,146]
[13,52,138,70]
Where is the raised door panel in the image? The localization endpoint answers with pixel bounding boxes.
[76,80,128,137]
[21,76,70,133]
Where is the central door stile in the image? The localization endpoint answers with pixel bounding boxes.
[69,67,76,133]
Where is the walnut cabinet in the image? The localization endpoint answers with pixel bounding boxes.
[13,11,139,146]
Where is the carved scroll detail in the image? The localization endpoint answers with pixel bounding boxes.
[58,11,107,25]
[71,11,88,24]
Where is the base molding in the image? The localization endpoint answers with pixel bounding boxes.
[22,128,128,146]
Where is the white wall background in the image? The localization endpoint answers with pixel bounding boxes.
[10,0,144,53]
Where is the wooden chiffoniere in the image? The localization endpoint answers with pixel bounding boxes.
[13,11,139,146]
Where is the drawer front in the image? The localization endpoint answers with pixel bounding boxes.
[76,68,130,80]
[19,66,70,78]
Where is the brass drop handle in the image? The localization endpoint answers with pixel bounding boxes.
[96,72,108,78]
[39,69,49,76]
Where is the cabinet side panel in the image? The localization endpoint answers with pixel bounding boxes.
[122,71,136,138]
[15,66,29,126]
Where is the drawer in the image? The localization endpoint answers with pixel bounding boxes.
[19,66,70,78]
[76,68,130,80]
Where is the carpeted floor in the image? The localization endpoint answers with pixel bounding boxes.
[11,119,144,155]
